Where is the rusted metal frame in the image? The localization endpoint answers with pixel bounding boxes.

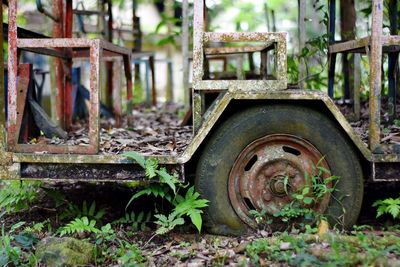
[329,37,371,54]
[17,47,68,59]
[198,32,287,89]
[0,2,5,127]
[7,0,18,151]
[353,54,361,120]
[182,0,190,110]
[260,49,268,79]
[298,0,306,88]
[122,53,133,120]
[192,0,205,131]
[369,0,383,151]
[180,90,373,164]
[52,0,65,127]
[15,64,30,143]
[73,10,107,16]
[112,58,121,126]
[204,45,274,55]
[64,0,74,130]
[13,38,102,154]
[13,153,180,165]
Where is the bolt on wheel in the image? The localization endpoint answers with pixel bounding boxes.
[228,134,332,229]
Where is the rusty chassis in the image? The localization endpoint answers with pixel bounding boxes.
[0,0,399,183]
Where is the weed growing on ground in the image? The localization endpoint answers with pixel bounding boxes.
[373,196,400,219]
[124,151,209,234]
[0,181,41,213]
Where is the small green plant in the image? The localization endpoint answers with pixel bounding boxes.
[0,222,37,266]
[154,213,185,235]
[59,217,100,236]
[113,211,152,231]
[274,159,339,225]
[0,181,40,213]
[373,197,400,219]
[61,200,106,222]
[124,152,209,234]
[117,242,145,266]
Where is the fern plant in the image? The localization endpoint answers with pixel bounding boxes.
[59,217,100,236]
[124,152,209,234]
[373,197,400,219]
[0,181,40,213]
[113,211,152,231]
[154,213,184,235]
[61,201,106,222]
[172,187,209,232]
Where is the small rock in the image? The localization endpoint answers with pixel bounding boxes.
[280,242,291,250]
[35,237,94,267]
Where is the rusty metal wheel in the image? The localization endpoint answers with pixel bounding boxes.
[228,134,331,229]
[196,104,363,236]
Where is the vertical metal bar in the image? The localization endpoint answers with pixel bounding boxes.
[328,0,336,98]
[112,59,122,127]
[89,40,101,153]
[236,55,245,80]
[53,0,65,127]
[260,51,268,79]
[182,0,190,109]
[193,0,205,84]
[106,0,114,110]
[192,0,205,132]
[144,61,151,105]
[65,0,73,129]
[7,0,18,150]
[123,54,133,118]
[149,55,157,106]
[369,0,383,151]
[298,0,306,89]
[388,0,398,122]
[354,54,361,120]
[343,53,350,99]
[165,0,174,102]
[0,2,5,126]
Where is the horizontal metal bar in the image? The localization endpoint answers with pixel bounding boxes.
[13,153,180,165]
[329,36,400,54]
[205,44,274,55]
[3,23,50,39]
[73,9,106,16]
[19,47,69,59]
[17,38,98,48]
[329,37,370,53]
[194,80,286,91]
[204,32,287,43]
[15,144,97,154]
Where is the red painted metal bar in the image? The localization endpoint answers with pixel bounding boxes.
[7,0,18,151]
[65,0,73,129]
[52,0,65,128]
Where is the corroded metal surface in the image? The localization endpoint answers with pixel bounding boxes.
[9,33,132,155]
[180,90,372,164]
[228,134,331,229]
[369,0,383,151]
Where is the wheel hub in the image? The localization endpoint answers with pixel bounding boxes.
[269,176,288,196]
[228,134,332,229]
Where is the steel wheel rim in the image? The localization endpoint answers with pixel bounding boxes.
[228,134,332,229]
